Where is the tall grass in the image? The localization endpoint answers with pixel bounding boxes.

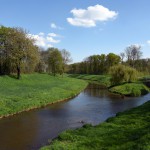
[0,74,88,117]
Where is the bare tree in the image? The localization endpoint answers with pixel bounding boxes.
[125,45,142,67]
[120,52,125,63]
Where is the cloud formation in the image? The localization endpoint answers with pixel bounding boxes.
[28,32,61,48]
[147,40,150,45]
[67,4,118,27]
[50,23,63,30]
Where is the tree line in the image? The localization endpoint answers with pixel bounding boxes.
[68,45,150,75]
[0,26,71,79]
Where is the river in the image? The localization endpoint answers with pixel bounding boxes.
[0,84,149,150]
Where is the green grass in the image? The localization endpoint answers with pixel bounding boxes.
[68,74,111,87]
[109,83,150,97]
[0,74,88,117]
[68,74,150,97]
[41,101,150,150]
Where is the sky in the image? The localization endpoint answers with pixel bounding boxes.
[1,0,150,63]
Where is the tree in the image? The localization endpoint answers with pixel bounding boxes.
[0,26,40,79]
[120,52,125,63]
[48,48,63,76]
[61,49,72,74]
[106,53,121,69]
[125,45,142,67]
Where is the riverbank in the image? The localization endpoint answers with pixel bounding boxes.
[109,83,150,97]
[68,74,150,97]
[0,74,88,118]
[68,74,111,87]
[41,100,150,150]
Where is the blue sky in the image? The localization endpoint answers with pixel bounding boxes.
[1,0,150,62]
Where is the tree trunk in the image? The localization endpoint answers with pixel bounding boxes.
[17,65,20,79]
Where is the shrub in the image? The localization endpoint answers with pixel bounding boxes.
[109,64,138,85]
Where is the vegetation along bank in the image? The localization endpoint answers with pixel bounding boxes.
[68,73,150,97]
[0,74,88,118]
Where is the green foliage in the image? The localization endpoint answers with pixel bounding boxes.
[109,64,138,85]
[68,53,121,75]
[41,101,150,150]
[109,83,149,96]
[0,26,40,78]
[48,48,63,76]
[0,74,88,117]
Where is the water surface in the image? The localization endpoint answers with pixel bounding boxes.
[0,84,149,150]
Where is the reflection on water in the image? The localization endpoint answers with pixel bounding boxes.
[0,84,149,150]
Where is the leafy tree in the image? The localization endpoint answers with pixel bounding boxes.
[106,53,121,68]
[0,26,39,79]
[48,48,63,76]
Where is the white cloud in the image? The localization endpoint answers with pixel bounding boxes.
[46,36,60,43]
[51,23,57,29]
[48,33,59,37]
[67,4,118,27]
[147,40,150,45]
[28,32,61,48]
[50,23,63,30]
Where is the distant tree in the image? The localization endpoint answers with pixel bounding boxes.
[61,49,72,74]
[106,53,121,69]
[48,48,63,76]
[120,52,125,63]
[36,49,49,73]
[125,45,142,67]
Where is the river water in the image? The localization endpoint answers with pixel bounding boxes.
[0,84,149,150]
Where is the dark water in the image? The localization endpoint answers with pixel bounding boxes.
[0,84,149,150]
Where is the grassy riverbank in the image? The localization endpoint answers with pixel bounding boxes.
[0,74,88,117]
[109,83,150,97]
[68,74,150,96]
[68,74,111,87]
[41,100,150,150]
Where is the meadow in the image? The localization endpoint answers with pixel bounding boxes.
[0,74,88,117]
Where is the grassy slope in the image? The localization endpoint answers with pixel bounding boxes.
[41,101,150,150]
[0,74,88,117]
[109,83,150,97]
[68,74,111,87]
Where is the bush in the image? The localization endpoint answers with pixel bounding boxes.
[109,64,138,85]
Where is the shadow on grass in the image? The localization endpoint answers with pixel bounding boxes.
[8,74,18,79]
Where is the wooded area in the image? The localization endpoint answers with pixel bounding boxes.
[0,25,150,80]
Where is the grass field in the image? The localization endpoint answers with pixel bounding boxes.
[41,101,150,150]
[0,74,88,117]
[68,74,111,87]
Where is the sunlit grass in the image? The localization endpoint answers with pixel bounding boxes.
[68,74,111,87]
[0,74,88,116]
[109,83,149,96]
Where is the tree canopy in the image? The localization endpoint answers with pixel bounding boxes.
[0,26,39,79]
